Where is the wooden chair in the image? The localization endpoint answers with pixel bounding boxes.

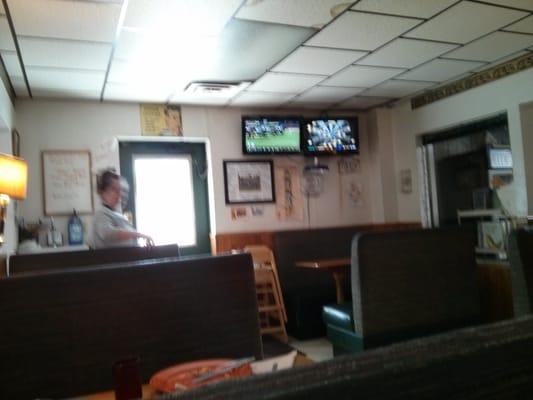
[245,245,288,342]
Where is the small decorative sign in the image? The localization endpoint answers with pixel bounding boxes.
[400,169,412,194]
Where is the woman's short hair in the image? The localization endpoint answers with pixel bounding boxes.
[96,168,120,193]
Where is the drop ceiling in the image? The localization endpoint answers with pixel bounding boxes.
[0,0,532,111]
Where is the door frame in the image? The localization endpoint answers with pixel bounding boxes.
[117,136,216,253]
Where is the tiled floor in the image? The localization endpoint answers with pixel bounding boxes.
[289,337,333,362]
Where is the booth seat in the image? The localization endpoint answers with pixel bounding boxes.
[172,316,533,400]
[509,226,533,317]
[0,253,261,400]
[272,223,419,339]
[8,243,180,275]
[323,227,481,355]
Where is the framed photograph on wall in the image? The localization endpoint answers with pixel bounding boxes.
[42,150,94,215]
[223,160,275,204]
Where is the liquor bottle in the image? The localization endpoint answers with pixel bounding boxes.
[68,209,84,245]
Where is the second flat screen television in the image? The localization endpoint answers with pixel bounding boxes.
[243,116,301,155]
[303,118,359,155]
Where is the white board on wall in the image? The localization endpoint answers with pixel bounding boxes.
[42,150,94,215]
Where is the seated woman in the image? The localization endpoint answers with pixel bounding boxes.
[93,169,153,248]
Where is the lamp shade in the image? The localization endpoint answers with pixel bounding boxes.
[0,153,28,200]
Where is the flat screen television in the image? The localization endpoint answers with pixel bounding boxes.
[242,116,301,155]
[302,118,359,155]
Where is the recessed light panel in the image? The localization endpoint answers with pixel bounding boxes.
[307,11,421,51]
[351,0,458,18]
[322,65,405,87]
[272,46,367,75]
[358,38,457,68]
[405,2,527,44]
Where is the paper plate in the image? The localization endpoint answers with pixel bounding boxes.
[149,359,252,393]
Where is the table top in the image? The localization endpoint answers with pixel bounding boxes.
[73,354,313,399]
[295,258,351,269]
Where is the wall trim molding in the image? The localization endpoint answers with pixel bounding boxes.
[411,52,533,110]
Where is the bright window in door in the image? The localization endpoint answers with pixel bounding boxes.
[133,156,196,247]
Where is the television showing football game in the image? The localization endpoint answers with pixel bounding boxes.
[242,116,301,155]
[303,118,359,155]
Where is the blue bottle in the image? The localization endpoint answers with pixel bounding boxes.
[68,209,84,245]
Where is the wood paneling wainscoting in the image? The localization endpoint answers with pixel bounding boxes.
[212,223,421,254]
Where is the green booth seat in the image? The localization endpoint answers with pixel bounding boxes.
[323,227,482,357]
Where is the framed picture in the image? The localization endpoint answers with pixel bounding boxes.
[42,150,94,215]
[223,160,275,204]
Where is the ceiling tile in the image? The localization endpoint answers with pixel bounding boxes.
[294,86,366,103]
[236,0,347,28]
[0,2,4,15]
[480,0,533,11]
[0,51,22,77]
[363,80,435,97]
[505,14,533,33]
[32,87,100,100]
[335,96,393,109]
[116,19,315,82]
[104,82,173,103]
[443,31,533,62]
[351,0,458,18]
[398,58,484,82]
[357,38,458,68]
[285,101,332,109]
[124,0,242,36]
[0,17,15,51]
[404,2,527,44]
[19,38,112,70]
[230,91,295,107]
[9,0,122,42]
[321,65,405,87]
[11,76,30,98]
[248,72,325,93]
[26,67,105,91]
[306,11,421,51]
[471,50,530,72]
[272,46,367,75]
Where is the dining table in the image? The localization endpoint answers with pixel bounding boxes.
[295,257,351,304]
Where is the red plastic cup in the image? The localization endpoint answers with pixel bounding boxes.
[112,357,142,400]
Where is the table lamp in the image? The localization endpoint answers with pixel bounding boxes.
[0,153,28,245]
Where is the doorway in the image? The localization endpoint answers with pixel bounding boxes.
[418,114,510,227]
[119,140,211,256]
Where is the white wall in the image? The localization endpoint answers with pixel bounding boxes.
[15,99,379,244]
[388,67,533,222]
[0,79,16,255]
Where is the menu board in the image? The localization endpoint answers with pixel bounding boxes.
[42,150,93,215]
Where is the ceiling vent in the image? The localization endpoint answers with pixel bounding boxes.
[184,81,250,96]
